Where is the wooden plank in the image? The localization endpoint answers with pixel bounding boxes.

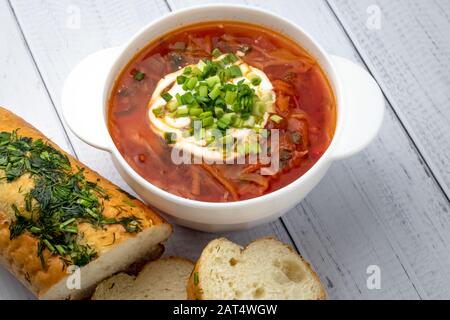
[7,0,296,290]
[8,0,173,186]
[328,0,450,198]
[169,0,450,300]
[325,0,450,298]
[246,0,450,300]
[9,0,450,300]
[0,1,74,300]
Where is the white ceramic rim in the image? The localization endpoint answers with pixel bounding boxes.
[102,4,345,209]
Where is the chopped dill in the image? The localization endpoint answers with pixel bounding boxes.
[0,130,141,267]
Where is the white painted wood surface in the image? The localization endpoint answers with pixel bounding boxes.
[0,0,449,300]
[1,0,294,300]
[0,0,71,300]
[329,0,450,197]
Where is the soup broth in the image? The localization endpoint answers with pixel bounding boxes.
[108,22,336,202]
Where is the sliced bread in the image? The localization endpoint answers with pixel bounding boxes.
[187,238,326,300]
[92,257,194,300]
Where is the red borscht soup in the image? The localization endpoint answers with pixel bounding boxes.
[108,22,336,202]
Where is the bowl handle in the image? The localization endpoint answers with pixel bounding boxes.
[61,47,121,152]
[329,55,385,160]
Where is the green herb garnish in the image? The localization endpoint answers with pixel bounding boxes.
[211,48,222,58]
[251,76,262,86]
[228,65,242,78]
[161,92,173,102]
[193,272,199,286]
[133,71,146,81]
[153,49,273,156]
[0,130,141,267]
[164,132,177,145]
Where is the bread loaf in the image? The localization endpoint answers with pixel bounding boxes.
[0,107,172,299]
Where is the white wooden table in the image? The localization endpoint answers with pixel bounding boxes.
[1,0,449,300]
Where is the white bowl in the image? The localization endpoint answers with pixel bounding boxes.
[62,4,384,232]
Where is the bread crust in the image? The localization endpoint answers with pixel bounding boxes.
[186,237,327,300]
[0,107,172,299]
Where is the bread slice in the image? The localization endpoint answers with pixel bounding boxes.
[187,238,326,300]
[92,257,194,300]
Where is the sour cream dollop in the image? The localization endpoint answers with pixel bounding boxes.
[148,53,276,162]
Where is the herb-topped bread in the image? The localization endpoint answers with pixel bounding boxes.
[92,257,194,300]
[187,238,326,300]
[0,107,172,299]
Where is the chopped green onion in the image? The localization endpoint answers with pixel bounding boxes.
[228,65,242,78]
[189,108,203,117]
[176,93,183,105]
[183,66,192,75]
[166,99,179,112]
[197,60,207,72]
[198,85,208,97]
[185,77,198,90]
[152,107,164,118]
[221,112,236,123]
[206,75,221,88]
[202,116,214,127]
[225,91,237,105]
[252,101,266,117]
[209,85,222,100]
[212,48,222,58]
[199,111,213,119]
[223,53,238,65]
[133,71,145,81]
[217,113,236,130]
[251,75,262,86]
[217,120,229,130]
[164,132,177,145]
[205,134,215,145]
[161,92,173,102]
[181,92,195,105]
[270,114,283,124]
[243,116,255,128]
[177,75,187,84]
[176,106,189,117]
[191,66,201,76]
[228,53,238,63]
[232,117,243,128]
[214,107,224,119]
